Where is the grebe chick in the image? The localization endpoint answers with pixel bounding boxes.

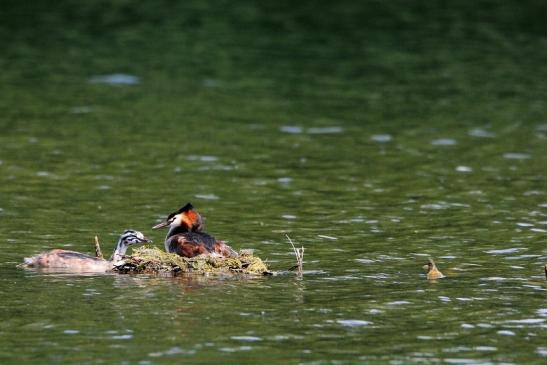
[152,203,238,258]
[23,230,151,272]
[423,258,445,280]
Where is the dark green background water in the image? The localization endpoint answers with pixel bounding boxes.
[1,1,546,364]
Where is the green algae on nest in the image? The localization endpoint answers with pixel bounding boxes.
[113,246,272,276]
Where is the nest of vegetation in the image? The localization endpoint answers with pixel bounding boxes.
[113,246,272,276]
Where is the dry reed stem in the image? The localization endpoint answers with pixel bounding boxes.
[286,234,304,276]
[94,235,104,259]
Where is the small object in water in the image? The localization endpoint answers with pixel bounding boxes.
[152,203,238,258]
[423,258,445,280]
[22,230,151,272]
[544,264,547,280]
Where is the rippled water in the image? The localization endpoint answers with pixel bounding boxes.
[1,1,546,364]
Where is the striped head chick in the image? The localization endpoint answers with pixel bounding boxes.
[110,229,153,263]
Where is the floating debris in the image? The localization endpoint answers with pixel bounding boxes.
[423,258,445,280]
[113,246,272,276]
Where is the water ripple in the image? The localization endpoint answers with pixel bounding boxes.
[503,152,530,160]
[468,128,496,138]
[370,134,392,142]
[89,73,140,85]
[280,126,303,134]
[431,138,457,146]
[497,330,516,336]
[307,127,343,134]
[456,166,473,173]
[148,347,196,357]
[485,247,525,255]
[230,336,262,342]
[336,319,373,327]
[503,318,545,326]
[194,194,219,200]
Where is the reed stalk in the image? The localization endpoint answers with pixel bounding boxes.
[286,234,304,276]
[94,235,104,259]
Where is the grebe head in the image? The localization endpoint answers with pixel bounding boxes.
[111,230,151,263]
[152,203,204,232]
[119,230,152,246]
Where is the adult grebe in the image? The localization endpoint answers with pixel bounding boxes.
[152,203,237,258]
[23,230,151,272]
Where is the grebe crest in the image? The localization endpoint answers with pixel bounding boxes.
[152,202,204,232]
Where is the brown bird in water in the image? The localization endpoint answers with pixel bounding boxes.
[423,258,445,280]
[544,263,547,280]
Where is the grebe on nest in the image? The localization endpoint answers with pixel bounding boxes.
[23,230,151,272]
[152,203,237,258]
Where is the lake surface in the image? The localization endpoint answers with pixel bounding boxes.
[1,1,546,364]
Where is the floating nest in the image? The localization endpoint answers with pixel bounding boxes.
[113,246,272,276]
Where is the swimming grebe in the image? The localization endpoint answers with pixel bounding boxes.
[152,203,238,258]
[23,230,151,272]
[424,258,445,280]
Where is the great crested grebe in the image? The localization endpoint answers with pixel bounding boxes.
[23,230,151,272]
[152,203,238,258]
[424,258,445,280]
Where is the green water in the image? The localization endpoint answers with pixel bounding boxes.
[1,1,546,364]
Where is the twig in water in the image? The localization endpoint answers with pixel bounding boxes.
[286,234,304,276]
[94,235,104,259]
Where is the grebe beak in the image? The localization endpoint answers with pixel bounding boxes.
[152,221,169,229]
